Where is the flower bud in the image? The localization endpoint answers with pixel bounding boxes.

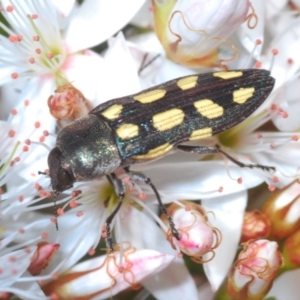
[262,180,300,239]
[162,201,221,262]
[241,210,271,243]
[152,0,250,67]
[27,242,60,275]
[282,229,300,270]
[227,239,283,300]
[48,83,92,128]
[42,248,175,299]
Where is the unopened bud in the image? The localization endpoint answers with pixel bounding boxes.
[241,210,271,243]
[228,239,283,300]
[152,0,250,67]
[162,201,221,262]
[48,83,92,128]
[262,180,300,239]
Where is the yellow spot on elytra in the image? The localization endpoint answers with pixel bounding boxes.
[189,128,212,141]
[177,76,198,90]
[194,99,224,119]
[213,71,243,80]
[233,87,255,104]
[101,104,123,120]
[133,89,166,104]
[152,108,185,131]
[133,143,173,160]
[116,123,139,140]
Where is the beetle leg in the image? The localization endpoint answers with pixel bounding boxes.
[124,167,181,241]
[105,173,125,252]
[177,144,275,171]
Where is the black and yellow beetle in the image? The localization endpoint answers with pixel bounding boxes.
[47,69,275,250]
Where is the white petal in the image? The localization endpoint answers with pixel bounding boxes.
[65,0,146,52]
[142,261,198,300]
[271,78,300,131]
[202,191,247,291]
[0,247,36,287]
[266,0,289,19]
[130,0,154,28]
[64,51,104,101]
[96,32,141,103]
[50,0,75,16]
[267,269,300,300]
[117,203,176,254]
[236,0,264,57]
[46,210,105,272]
[11,273,46,300]
[134,160,263,200]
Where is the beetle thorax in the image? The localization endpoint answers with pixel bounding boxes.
[56,114,121,181]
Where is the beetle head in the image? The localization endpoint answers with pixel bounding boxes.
[48,147,75,193]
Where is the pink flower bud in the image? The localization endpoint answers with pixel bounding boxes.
[152,0,250,67]
[228,239,283,300]
[28,242,60,275]
[48,83,92,128]
[262,180,300,239]
[241,210,271,243]
[282,229,300,270]
[163,201,221,263]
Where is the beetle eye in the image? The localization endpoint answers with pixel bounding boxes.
[57,168,74,191]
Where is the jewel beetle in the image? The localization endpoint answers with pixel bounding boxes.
[47,69,275,250]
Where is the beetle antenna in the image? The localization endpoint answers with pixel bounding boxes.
[53,190,59,230]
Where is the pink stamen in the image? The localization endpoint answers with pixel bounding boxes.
[139,193,147,200]
[32,35,39,41]
[268,185,276,192]
[35,121,41,128]
[28,57,35,64]
[41,232,49,239]
[9,35,18,42]
[237,177,243,184]
[57,208,64,216]
[88,249,95,256]
[31,14,38,19]
[254,61,262,68]
[185,205,191,211]
[23,145,29,152]
[255,39,262,45]
[292,135,299,141]
[18,195,24,202]
[11,109,17,115]
[39,136,45,142]
[76,211,83,217]
[6,5,13,12]
[47,52,54,59]
[69,200,77,208]
[8,130,15,138]
[218,186,224,192]
[11,72,18,79]
[24,99,30,106]
[35,48,41,54]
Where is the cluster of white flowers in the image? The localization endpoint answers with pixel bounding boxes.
[1,0,300,299]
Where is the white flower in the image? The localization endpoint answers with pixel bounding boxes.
[0,120,58,298]
[0,0,145,128]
